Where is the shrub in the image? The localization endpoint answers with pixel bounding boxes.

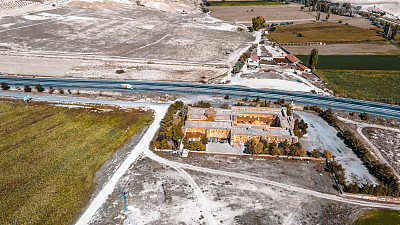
[49,85,54,94]
[24,85,31,92]
[186,141,205,151]
[58,87,64,94]
[1,82,9,90]
[35,83,44,92]
[224,94,230,99]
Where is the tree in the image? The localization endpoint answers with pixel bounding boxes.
[310,149,321,158]
[254,96,260,103]
[58,87,64,94]
[49,85,54,94]
[391,25,399,40]
[359,112,370,121]
[289,142,305,156]
[316,12,321,21]
[166,123,184,146]
[24,85,31,92]
[224,94,230,99]
[252,16,265,31]
[308,48,319,71]
[324,150,332,161]
[156,140,170,149]
[1,82,9,90]
[186,141,205,151]
[326,12,331,20]
[35,83,44,92]
[244,139,258,154]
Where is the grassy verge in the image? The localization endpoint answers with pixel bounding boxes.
[268,22,385,43]
[317,70,400,103]
[0,100,154,224]
[296,55,400,70]
[208,1,284,6]
[355,209,400,225]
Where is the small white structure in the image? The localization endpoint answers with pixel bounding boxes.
[247,55,260,69]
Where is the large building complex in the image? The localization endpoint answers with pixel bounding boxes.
[182,106,298,147]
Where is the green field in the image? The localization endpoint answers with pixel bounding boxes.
[268,22,385,44]
[0,100,153,224]
[355,209,400,225]
[207,1,284,6]
[319,70,400,103]
[296,55,400,70]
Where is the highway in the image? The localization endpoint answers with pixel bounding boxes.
[2,76,400,119]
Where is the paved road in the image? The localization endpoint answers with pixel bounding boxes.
[2,76,400,119]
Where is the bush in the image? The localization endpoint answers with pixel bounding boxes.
[24,85,31,92]
[49,85,54,94]
[58,87,64,94]
[310,149,321,158]
[186,141,205,151]
[116,69,125,74]
[35,83,44,92]
[224,94,230,99]
[359,112,370,121]
[192,101,211,108]
[1,82,9,90]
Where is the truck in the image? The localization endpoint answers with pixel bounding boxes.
[121,84,133,89]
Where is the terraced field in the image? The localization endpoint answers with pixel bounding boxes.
[0,100,153,225]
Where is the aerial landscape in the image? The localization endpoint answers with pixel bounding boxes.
[0,0,400,224]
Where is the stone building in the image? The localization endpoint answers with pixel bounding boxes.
[182,105,298,147]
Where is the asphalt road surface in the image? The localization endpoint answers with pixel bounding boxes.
[1,76,400,119]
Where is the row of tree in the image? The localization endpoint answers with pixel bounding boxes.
[304,104,400,197]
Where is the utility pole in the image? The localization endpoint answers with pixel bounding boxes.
[161,180,168,202]
[120,189,128,213]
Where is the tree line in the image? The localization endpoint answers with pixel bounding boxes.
[304,105,400,197]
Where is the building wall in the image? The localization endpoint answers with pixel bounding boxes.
[234,114,277,125]
[206,129,230,139]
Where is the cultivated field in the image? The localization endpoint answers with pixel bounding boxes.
[90,153,365,224]
[284,43,400,55]
[209,3,378,27]
[318,70,400,102]
[268,22,385,44]
[296,55,400,70]
[355,209,400,225]
[0,100,153,224]
[207,1,284,6]
[209,3,315,25]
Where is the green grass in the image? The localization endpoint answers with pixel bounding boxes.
[318,70,400,103]
[208,1,284,6]
[268,22,385,44]
[355,209,400,225]
[296,55,400,70]
[0,100,154,225]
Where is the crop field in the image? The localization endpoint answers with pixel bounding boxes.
[318,70,400,103]
[268,22,385,44]
[355,209,400,225]
[207,1,284,6]
[0,100,153,224]
[296,55,400,70]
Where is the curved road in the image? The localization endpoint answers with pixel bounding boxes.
[2,76,400,119]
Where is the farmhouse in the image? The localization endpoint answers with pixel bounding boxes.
[273,57,290,66]
[182,106,298,148]
[247,55,260,69]
[286,54,311,72]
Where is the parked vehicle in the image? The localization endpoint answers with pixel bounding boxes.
[121,84,133,89]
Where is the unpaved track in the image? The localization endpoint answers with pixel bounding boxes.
[75,104,169,225]
[338,116,400,180]
[144,148,400,210]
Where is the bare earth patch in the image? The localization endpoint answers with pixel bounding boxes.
[363,128,400,174]
[90,154,366,225]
